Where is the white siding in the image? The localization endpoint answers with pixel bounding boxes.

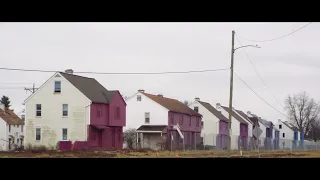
[0,119,6,151]
[216,106,240,136]
[125,92,168,131]
[189,101,219,146]
[274,121,294,149]
[233,110,253,137]
[25,73,91,148]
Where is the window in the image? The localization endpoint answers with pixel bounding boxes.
[115,107,120,119]
[189,118,191,126]
[97,107,101,118]
[91,133,96,140]
[279,124,282,129]
[62,104,68,116]
[201,121,204,129]
[17,125,19,128]
[17,139,19,144]
[62,128,68,140]
[137,95,141,101]
[9,125,11,132]
[21,125,23,132]
[170,114,174,124]
[36,128,41,141]
[54,81,61,93]
[282,133,285,138]
[196,118,200,127]
[36,104,41,117]
[21,115,25,121]
[194,107,199,112]
[145,112,150,124]
[179,115,183,125]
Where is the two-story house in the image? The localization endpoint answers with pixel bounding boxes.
[125,90,202,150]
[24,69,126,150]
[189,98,229,149]
[0,104,24,151]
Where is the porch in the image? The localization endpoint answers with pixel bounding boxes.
[136,125,167,150]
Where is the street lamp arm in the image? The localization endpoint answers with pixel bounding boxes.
[234,45,261,52]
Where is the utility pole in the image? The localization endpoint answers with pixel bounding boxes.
[228,30,235,151]
[24,83,38,93]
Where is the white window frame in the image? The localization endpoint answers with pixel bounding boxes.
[35,128,41,141]
[54,81,61,93]
[36,104,41,117]
[62,128,68,141]
[137,95,142,101]
[62,104,68,117]
[145,112,150,124]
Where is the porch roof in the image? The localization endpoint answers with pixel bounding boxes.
[136,125,167,133]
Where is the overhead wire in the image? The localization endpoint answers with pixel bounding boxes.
[0,67,230,75]
[234,71,287,118]
[235,34,284,108]
[237,22,312,43]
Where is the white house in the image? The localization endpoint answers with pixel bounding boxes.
[0,104,24,151]
[274,119,296,149]
[189,98,229,147]
[24,69,126,149]
[125,90,202,150]
[233,109,253,137]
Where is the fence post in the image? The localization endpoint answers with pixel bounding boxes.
[203,133,206,150]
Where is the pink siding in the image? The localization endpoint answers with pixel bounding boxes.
[240,123,248,137]
[87,126,123,150]
[168,112,201,133]
[108,92,126,127]
[90,104,109,125]
[219,120,228,135]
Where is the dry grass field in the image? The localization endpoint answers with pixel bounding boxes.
[1,149,320,158]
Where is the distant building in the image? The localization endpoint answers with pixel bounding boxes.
[125,90,202,150]
[24,70,126,150]
[0,104,24,151]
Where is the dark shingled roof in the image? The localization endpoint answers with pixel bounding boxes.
[235,110,253,124]
[137,125,167,132]
[142,92,201,116]
[249,117,260,127]
[283,121,299,131]
[198,101,228,121]
[60,72,118,104]
[0,108,24,125]
[221,106,248,124]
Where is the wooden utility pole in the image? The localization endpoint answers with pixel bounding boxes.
[228,30,235,151]
[24,83,38,93]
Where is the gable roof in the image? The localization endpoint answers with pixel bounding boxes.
[221,106,248,124]
[59,72,118,104]
[282,121,299,132]
[198,101,228,121]
[0,108,24,125]
[142,92,201,116]
[235,110,253,124]
[249,117,260,127]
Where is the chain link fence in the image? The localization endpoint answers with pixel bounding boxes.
[197,133,320,151]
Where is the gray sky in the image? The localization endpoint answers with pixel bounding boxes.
[0,22,318,123]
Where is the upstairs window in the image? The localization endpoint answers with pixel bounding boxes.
[54,81,61,93]
[21,115,25,121]
[21,125,23,132]
[115,107,120,120]
[283,133,285,138]
[179,115,183,125]
[145,112,150,124]
[189,118,191,126]
[201,121,204,129]
[196,118,200,127]
[279,124,282,129]
[9,125,11,132]
[137,95,141,101]
[62,104,68,117]
[36,104,41,117]
[170,114,174,125]
[194,107,199,112]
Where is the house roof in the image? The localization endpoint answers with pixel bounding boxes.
[249,117,260,127]
[60,72,118,104]
[221,106,248,124]
[0,108,24,125]
[137,125,167,132]
[282,121,299,132]
[198,101,228,121]
[235,110,253,124]
[142,92,201,116]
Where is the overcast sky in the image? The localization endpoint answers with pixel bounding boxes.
[0,22,318,123]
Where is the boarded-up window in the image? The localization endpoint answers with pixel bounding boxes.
[189,118,191,126]
[21,125,23,132]
[137,95,141,101]
[179,115,183,125]
[115,107,120,119]
[97,107,101,118]
[170,114,174,125]
[201,121,204,129]
[196,118,200,127]
[194,107,199,112]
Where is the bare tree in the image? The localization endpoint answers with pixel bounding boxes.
[182,100,190,106]
[123,128,137,149]
[285,91,320,136]
[306,120,320,141]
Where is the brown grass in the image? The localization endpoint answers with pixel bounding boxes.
[0,149,320,158]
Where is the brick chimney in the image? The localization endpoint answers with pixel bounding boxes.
[216,103,221,110]
[138,89,145,93]
[65,69,74,74]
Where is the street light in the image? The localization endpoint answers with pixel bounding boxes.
[227,30,261,152]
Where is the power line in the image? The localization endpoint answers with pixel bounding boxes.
[235,34,284,108]
[234,72,286,117]
[237,22,312,43]
[0,67,230,75]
